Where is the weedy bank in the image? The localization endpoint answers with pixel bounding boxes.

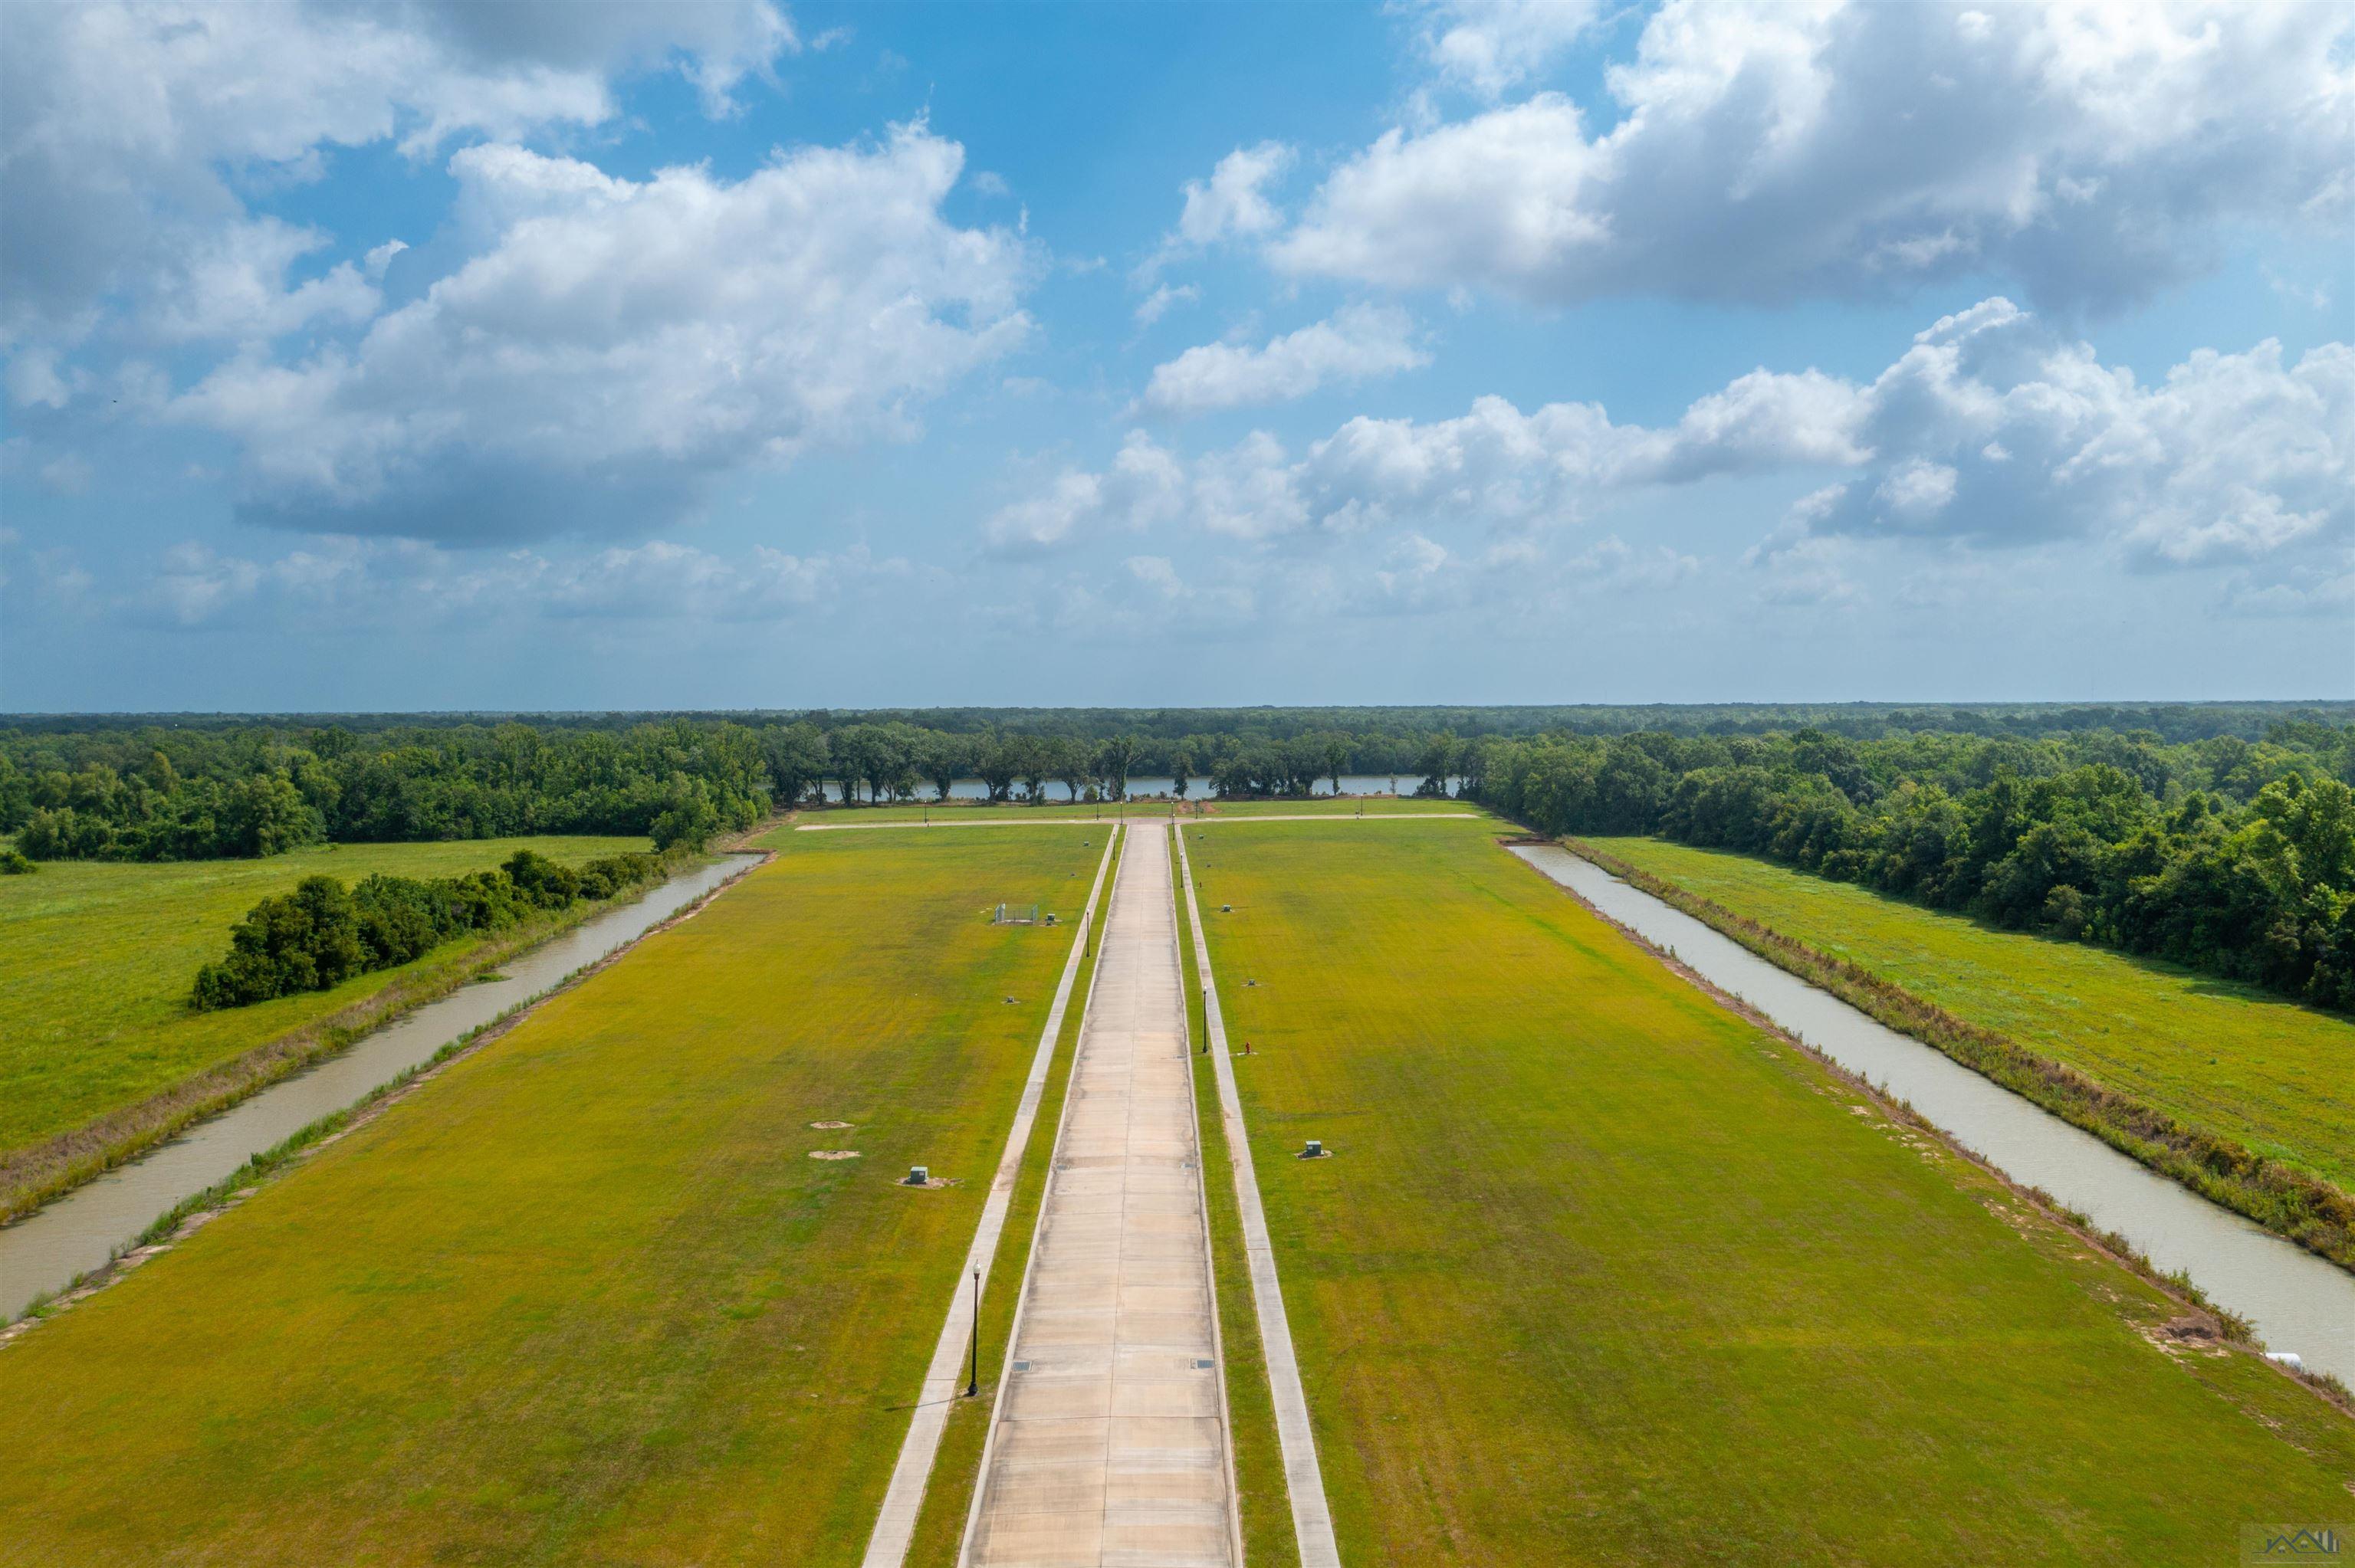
[0,825,1102,1566]
[1194,817,2355,1565]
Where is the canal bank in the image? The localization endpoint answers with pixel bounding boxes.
[1513,843,2355,1389]
[2,852,763,1323]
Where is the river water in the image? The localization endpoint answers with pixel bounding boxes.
[2,853,763,1322]
[815,775,1452,803]
[1512,844,2355,1386]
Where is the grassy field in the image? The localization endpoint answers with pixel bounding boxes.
[1584,837,2355,1198]
[0,825,1104,1566]
[0,836,644,1164]
[1193,818,2355,1564]
[1174,829,1303,1567]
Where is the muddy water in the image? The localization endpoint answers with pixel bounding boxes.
[2,854,762,1322]
[1512,844,2355,1386]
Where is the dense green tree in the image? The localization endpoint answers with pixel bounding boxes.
[924,733,967,801]
[1099,734,1139,799]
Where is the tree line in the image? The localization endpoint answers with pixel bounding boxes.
[2,719,770,861]
[191,848,665,1010]
[9,707,2353,1011]
[1476,723,2355,1010]
[0,717,1456,860]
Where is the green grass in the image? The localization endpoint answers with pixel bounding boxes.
[1174,829,1302,1568]
[0,828,1102,1566]
[1583,837,2355,1198]
[1202,796,1480,818]
[0,836,644,1163]
[799,799,1153,823]
[1194,818,2355,1565]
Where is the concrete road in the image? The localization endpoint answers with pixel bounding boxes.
[960,822,1240,1568]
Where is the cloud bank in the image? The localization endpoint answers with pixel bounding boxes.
[1278,1,2355,311]
[166,127,1031,540]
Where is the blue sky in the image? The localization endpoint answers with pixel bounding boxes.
[2,0,2349,712]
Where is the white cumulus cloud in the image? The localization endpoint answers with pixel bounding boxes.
[1276,0,2355,311]
[0,0,796,345]
[1138,305,1429,417]
[991,297,2351,582]
[1413,0,1606,97]
[169,126,1034,540]
[1178,142,1296,246]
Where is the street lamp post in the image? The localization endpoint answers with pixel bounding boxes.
[966,1266,981,1398]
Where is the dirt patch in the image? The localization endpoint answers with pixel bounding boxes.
[808,1150,861,1161]
[2156,1314,2226,1345]
[809,1120,853,1130]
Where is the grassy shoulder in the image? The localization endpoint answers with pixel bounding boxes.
[1578,835,2355,1268]
[0,828,1099,1566]
[1201,796,1480,818]
[0,838,644,1182]
[1172,827,1302,1568]
[898,825,1126,1566]
[1197,818,2355,1564]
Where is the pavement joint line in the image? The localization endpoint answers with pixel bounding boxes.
[1176,825,1347,1568]
[859,825,1125,1568]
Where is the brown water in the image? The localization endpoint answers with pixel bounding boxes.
[1513,845,2355,1386]
[2,854,761,1322]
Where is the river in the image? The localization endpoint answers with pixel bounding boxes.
[1511,844,2355,1386]
[2,853,763,1322]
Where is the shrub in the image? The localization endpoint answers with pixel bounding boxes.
[190,851,671,1010]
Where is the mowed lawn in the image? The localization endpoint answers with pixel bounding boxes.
[1194,819,2355,1566]
[0,836,642,1159]
[1586,835,2355,1195]
[0,826,1102,1566]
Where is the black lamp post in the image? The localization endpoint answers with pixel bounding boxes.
[966,1266,980,1398]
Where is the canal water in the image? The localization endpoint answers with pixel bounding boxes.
[2,853,763,1322]
[1512,844,2355,1386]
